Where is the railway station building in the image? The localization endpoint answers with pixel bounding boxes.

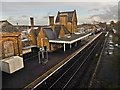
[27,10,92,52]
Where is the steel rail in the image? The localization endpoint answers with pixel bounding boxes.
[62,34,104,89]
[26,32,102,89]
[48,34,103,89]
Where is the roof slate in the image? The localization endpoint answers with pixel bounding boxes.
[64,26,70,34]
[55,10,76,23]
[54,25,70,38]
[43,27,57,40]
[54,25,61,38]
[50,32,91,42]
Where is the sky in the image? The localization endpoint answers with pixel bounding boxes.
[0,0,119,25]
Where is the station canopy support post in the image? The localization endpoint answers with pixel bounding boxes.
[70,44,72,49]
[64,43,66,52]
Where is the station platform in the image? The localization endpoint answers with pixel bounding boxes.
[2,33,98,89]
[2,41,86,89]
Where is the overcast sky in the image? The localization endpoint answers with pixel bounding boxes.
[1,0,119,25]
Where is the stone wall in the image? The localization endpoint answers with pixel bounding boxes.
[0,33,22,59]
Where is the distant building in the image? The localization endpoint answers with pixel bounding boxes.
[0,20,20,33]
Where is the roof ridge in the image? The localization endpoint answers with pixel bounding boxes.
[0,20,7,22]
[59,10,75,13]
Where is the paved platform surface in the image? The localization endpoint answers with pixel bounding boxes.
[2,40,86,88]
[91,32,120,88]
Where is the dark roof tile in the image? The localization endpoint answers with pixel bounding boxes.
[43,27,57,40]
[54,25,70,38]
[54,25,61,38]
[55,10,75,23]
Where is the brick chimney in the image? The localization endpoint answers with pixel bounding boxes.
[29,17,36,45]
[60,13,68,27]
[49,16,54,31]
[30,17,34,29]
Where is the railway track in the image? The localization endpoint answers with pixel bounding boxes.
[33,32,106,89]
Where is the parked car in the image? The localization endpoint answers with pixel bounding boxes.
[109,34,112,38]
[108,45,114,50]
[107,49,113,55]
[108,40,113,44]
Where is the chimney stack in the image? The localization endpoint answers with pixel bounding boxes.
[49,16,54,30]
[30,16,34,28]
[29,16,36,45]
[49,16,54,26]
[60,13,68,27]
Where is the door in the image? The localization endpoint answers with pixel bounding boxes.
[3,41,15,57]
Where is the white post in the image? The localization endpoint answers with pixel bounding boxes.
[70,44,72,48]
[42,50,44,59]
[64,43,66,52]
[41,38,44,59]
